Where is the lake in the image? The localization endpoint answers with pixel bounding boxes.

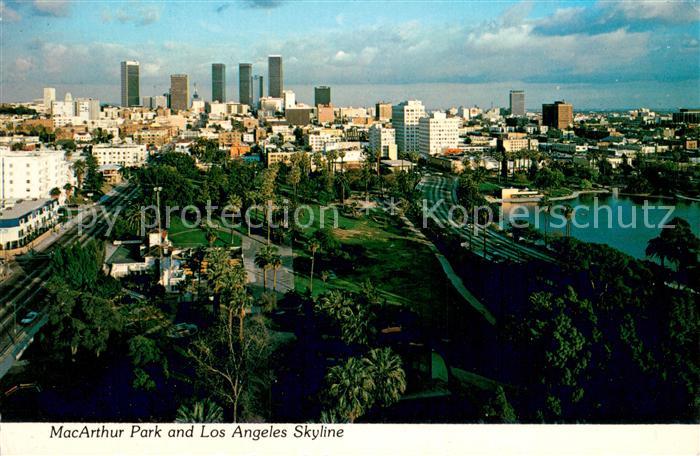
[501,193,700,259]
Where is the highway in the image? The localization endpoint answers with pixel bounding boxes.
[418,175,555,264]
[0,183,137,379]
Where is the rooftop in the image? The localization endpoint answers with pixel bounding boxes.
[0,198,54,220]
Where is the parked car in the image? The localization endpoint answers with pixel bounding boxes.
[20,311,39,326]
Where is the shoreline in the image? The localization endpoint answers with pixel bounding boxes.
[492,188,700,204]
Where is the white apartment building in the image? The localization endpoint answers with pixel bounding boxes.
[307,132,342,152]
[0,148,74,201]
[283,90,296,110]
[91,144,149,168]
[368,124,398,160]
[418,112,461,156]
[392,100,426,154]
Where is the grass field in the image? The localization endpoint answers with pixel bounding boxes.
[167,215,241,248]
[294,206,459,326]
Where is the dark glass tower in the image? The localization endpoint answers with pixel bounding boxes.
[212,63,226,103]
[239,63,252,106]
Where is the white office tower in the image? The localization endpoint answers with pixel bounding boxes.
[43,88,56,113]
[74,98,101,121]
[368,124,398,160]
[283,90,296,110]
[418,111,460,156]
[392,100,426,154]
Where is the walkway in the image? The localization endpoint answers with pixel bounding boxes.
[398,213,496,326]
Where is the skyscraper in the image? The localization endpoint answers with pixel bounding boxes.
[392,100,426,154]
[542,100,574,130]
[239,63,253,106]
[509,90,525,117]
[268,55,283,98]
[120,61,140,107]
[314,86,331,106]
[43,87,56,112]
[212,63,226,102]
[252,75,264,108]
[170,74,190,112]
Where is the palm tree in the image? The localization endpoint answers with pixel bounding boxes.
[175,399,224,423]
[308,239,320,293]
[226,194,242,245]
[563,204,574,238]
[645,236,669,269]
[270,254,282,292]
[73,160,86,190]
[254,246,272,290]
[205,248,231,296]
[49,187,61,200]
[363,347,407,407]
[324,357,375,423]
[538,196,551,246]
[63,183,73,200]
[204,224,218,247]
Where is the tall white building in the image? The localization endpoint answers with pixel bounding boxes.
[74,98,101,121]
[283,90,296,110]
[0,148,74,201]
[91,144,148,168]
[392,100,426,154]
[51,92,75,118]
[43,88,56,113]
[418,112,460,156]
[368,124,398,160]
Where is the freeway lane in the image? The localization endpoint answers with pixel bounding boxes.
[418,175,554,264]
[0,183,138,378]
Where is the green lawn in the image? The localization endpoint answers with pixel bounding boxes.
[167,215,241,248]
[294,207,460,326]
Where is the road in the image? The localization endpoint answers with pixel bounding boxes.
[418,175,554,264]
[0,183,137,379]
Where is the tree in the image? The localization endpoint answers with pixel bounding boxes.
[44,276,123,359]
[323,357,375,423]
[226,194,242,245]
[563,204,574,238]
[308,238,320,293]
[287,163,302,201]
[254,246,274,290]
[323,348,406,423]
[176,399,224,423]
[63,183,73,200]
[128,335,168,391]
[73,160,86,189]
[482,386,517,423]
[270,254,282,292]
[315,290,374,345]
[187,314,271,422]
[363,347,407,407]
[646,217,699,272]
[538,196,551,246]
[49,187,61,200]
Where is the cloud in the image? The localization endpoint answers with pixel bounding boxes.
[102,4,161,26]
[215,3,230,13]
[244,0,284,9]
[534,1,700,36]
[500,0,534,27]
[31,0,70,17]
[15,57,33,72]
[0,1,21,22]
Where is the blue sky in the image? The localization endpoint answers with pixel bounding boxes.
[1,0,699,109]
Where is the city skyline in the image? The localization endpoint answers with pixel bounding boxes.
[1,0,698,109]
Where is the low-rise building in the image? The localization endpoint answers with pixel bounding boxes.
[0,198,60,250]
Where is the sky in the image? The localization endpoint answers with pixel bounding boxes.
[1,0,699,110]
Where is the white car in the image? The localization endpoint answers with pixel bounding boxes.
[20,311,39,325]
